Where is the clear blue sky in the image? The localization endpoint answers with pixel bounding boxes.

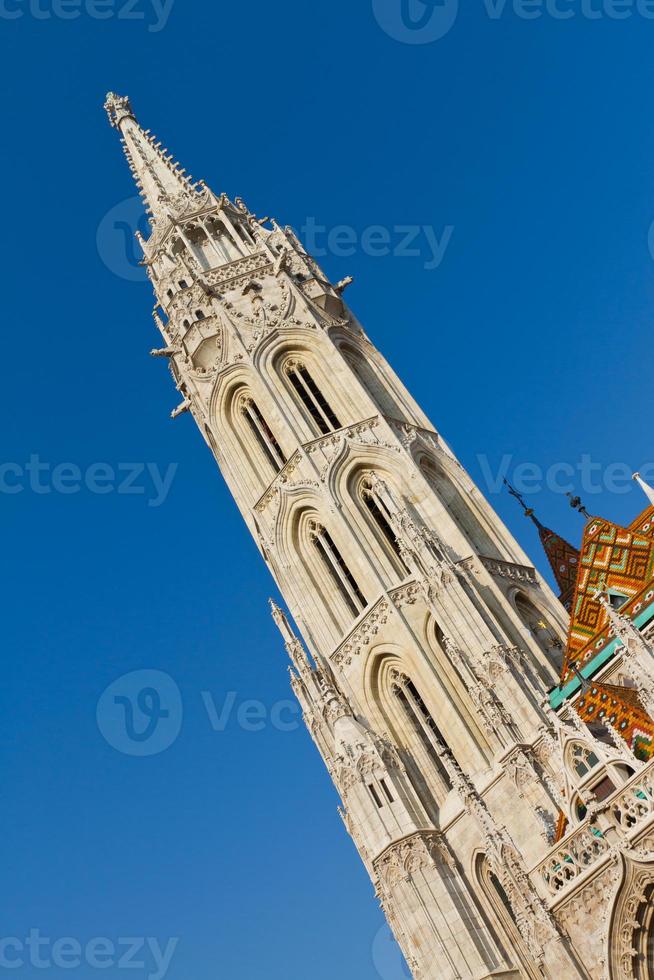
[2,2,653,978]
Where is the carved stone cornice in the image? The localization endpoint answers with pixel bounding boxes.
[383,417,454,461]
[204,251,274,289]
[331,598,392,668]
[387,580,423,610]
[253,451,303,514]
[476,555,538,586]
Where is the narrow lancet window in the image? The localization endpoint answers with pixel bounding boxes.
[310,521,367,617]
[361,478,409,573]
[285,361,341,435]
[393,674,453,793]
[241,399,286,473]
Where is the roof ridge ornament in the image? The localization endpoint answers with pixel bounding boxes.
[566,492,591,521]
[634,471,654,507]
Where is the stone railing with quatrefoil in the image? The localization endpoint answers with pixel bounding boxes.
[536,762,654,899]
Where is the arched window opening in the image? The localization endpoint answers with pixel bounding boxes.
[241,398,286,473]
[420,457,500,558]
[475,855,536,978]
[340,343,404,419]
[565,740,630,815]
[203,219,234,264]
[633,882,654,979]
[393,673,453,794]
[513,592,563,669]
[571,744,601,780]
[380,778,394,803]
[309,520,367,618]
[285,360,341,434]
[368,784,383,809]
[575,797,588,821]
[360,478,409,574]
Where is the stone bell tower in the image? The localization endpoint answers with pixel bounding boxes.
[105,92,599,979]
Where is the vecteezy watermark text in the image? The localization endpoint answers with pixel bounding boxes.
[0,0,174,31]
[97,670,301,757]
[477,453,654,496]
[298,218,454,271]
[0,931,178,978]
[373,0,654,44]
[0,456,177,508]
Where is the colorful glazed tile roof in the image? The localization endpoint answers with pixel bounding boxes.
[575,680,654,762]
[559,506,654,685]
[535,522,580,612]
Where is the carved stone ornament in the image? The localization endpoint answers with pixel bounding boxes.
[374,832,452,892]
[332,599,392,668]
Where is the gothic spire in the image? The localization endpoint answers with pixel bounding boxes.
[104,92,203,224]
[504,480,580,611]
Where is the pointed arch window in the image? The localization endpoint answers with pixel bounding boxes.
[285,360,341,435]
[241,398,286,473]
[392,673,453,794]
[360,477,409,574]
[475,855,536,978]
[309,520,367,617]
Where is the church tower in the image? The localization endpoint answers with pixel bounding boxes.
[105,94,654,979]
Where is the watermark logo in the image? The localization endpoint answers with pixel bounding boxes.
[98,675,302,756]
[372,0,459,43]
[0,456,178,508]
[372,924,412,979]
[97,196,149,282]
[374,0,654,43]
[0,0,175,34]
[476,453,654,497]
[0,0,174,31]
[97,670,183,757]
[0,931,178,978]
[299,218,454,271]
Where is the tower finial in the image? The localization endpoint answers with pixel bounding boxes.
[103,91,204,225]
[566,492,592,520]
[503,478,542,528]
[104,92,135,128]
[634,472,654,506]
[504,478,580,611]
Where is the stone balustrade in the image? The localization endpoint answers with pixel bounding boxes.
[536,763,654,898]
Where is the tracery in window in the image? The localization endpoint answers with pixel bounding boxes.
[360,477,409,574]
[240,398,286,473]
[392,672,453,794]
[285,360,341,435]
[571,744,601,780]
[309,519,367,617]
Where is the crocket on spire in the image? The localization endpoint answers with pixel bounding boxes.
[104,92,203,224]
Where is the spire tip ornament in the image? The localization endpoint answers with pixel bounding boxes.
[634,471,654,507]
[104,91,134,129]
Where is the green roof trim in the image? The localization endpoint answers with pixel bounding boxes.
[549,599,654,710]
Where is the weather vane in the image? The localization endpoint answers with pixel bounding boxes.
[503,479,534,517]
[566,492,591,520]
